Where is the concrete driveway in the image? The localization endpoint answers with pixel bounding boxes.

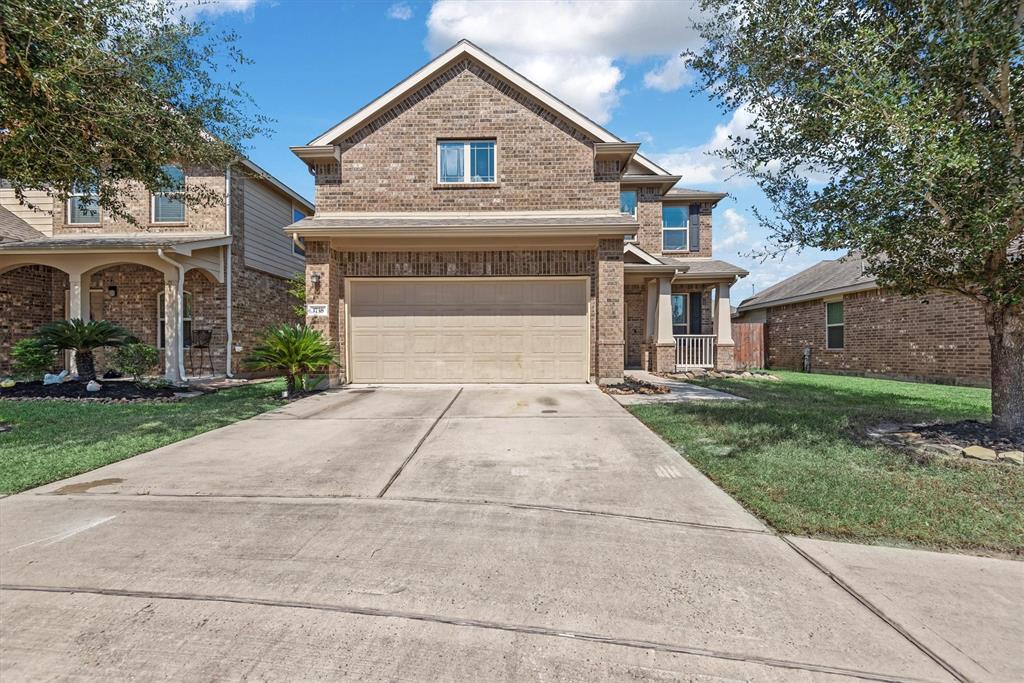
[1,385,1019,681]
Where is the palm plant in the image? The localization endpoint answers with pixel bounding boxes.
[35,319,133,381]
[246,324,336,396]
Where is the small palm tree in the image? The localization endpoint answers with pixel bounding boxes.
[247,324,336,396]
[35,319,133,381]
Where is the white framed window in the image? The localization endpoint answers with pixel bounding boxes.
[157,291,193,349]
[151,164,186,223]
[620,190,638,217]
[662,205,689,251]
[437,140,496,183]
[671,294,688,335]
[291,207,306,256]
[67,183,100,225]
[825,300,844,350]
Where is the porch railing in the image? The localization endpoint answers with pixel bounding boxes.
[675,334,715,369]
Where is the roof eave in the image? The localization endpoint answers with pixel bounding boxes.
[737,280,878,312]
[286,223,636,239]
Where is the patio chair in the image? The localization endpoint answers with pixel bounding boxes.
[189,328,214,376]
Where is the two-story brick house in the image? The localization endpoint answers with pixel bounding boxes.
[287,41,746,385]
[0,160,313,382]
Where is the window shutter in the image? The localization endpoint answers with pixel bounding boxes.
[689,204,700,252]
[689,292,702,334]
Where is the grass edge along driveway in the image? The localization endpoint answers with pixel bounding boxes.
[628,371,1023,556]
[0,379,286,495]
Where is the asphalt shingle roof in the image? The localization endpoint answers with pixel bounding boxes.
[0,232,228,251]
[0,206,46,243]
[738,253,875,311]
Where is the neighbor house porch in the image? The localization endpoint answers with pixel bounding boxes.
[0,234,231,383]
[623,244,747,373]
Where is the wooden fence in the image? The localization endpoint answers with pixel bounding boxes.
[732,322,766,369]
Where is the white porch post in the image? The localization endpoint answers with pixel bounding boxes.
[66,269,89,374]
[162,275,184,384]
[657,277,674,344]
[645,278,658,339]
[714,281,736,370]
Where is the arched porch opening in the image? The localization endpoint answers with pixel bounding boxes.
[0,264,69,375]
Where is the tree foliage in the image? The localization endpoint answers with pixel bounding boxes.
[689,0,1023,432]
[0,0,269,222]
[10,338,55,379]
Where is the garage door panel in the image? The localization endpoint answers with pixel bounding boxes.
[349,279,588,383]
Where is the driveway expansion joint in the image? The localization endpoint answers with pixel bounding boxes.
[377,387,463,498]
[0,583,934,683]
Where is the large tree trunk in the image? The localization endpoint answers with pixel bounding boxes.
[986,303,1024,435]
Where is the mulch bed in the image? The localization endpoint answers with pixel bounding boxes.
[601,377,671,395]
[917,420,1024,452]
[0,380,181,402]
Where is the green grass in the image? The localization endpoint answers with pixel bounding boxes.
[0,379,287,494]
[629,371,1024,555]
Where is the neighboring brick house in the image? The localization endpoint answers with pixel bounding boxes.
[734,254,991,386]
[288,40,747,385]
[0,161,314,381]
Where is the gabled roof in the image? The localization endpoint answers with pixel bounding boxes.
[0,205,45,243]
[303,39,669,178]
[737,253,876,311]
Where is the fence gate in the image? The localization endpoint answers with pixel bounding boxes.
[732,322,766,369]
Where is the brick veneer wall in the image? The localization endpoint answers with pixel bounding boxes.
[624,283,646,368]
[635,191,714,258]
[0,265,67,374]
[53,166,226,235]
[315,60,619,213]
[302,241,625,383]
[766,288,991,386]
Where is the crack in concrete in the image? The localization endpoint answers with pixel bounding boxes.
[0,583,936,683]
[377,387,463,498]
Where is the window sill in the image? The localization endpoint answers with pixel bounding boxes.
[661,249,694,255]
[824,348,845,352]
[149,222,188,228]
[433,183,500,190]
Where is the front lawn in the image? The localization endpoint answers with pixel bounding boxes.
[628,371,1024,555]
[0,379,287,494]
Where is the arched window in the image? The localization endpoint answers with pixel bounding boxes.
[157,291,193,348]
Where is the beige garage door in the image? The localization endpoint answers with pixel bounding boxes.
[348,278,589,383]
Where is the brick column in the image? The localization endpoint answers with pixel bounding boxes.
[596,238,624,384]
[714,281,736,370]
[305,240,343,386]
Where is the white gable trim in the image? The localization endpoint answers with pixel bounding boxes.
[624,242,662,265]
[310,40,622,146]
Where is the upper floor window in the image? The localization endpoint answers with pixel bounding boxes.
[662,205,689,251]
[826,301,845,349]
[620,190,637,217]
[67,183,100,225]
[292,208,307,256]
[152,165,185,223]
[437,140,495,183]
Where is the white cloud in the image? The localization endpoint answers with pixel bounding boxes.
[643,56,691,92]
[425,0,704,124]
[176,0,257,18]
[388,3,414,20]
[651,106,758,185]
[715,208,750,252]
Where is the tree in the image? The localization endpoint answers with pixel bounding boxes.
[246,325,336,396]
[0,0,268,222]
[35,319,133,381]
[689,0,1024,433]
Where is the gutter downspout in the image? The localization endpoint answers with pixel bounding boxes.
[156,248,187,383]
[224,164,234,377]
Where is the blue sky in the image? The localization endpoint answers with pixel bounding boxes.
[197,0,835,298]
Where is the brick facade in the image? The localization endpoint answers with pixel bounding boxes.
[316,60,619,214]
[0,265,67,374]
[635,190,714,258]
[765,288,991,386]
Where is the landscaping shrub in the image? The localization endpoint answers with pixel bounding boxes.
[10,338,56,380]
[111,343,160,382]
[247,324,336,396]
[35,319,134,381]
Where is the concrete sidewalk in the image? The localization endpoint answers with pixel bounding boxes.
[1,384,1019,681]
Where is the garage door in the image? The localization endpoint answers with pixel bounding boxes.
[348,278,589,383]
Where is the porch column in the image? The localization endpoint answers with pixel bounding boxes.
[65,269,89,374]
[162,275,185,384]
[645,278,658,370]
[305,239,342,386]
[595,238,624,384]
[714,281,736,370]
[654,276,676,372]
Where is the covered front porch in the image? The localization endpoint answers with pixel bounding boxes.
[623,244,747,373]
[0,234,231,383]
